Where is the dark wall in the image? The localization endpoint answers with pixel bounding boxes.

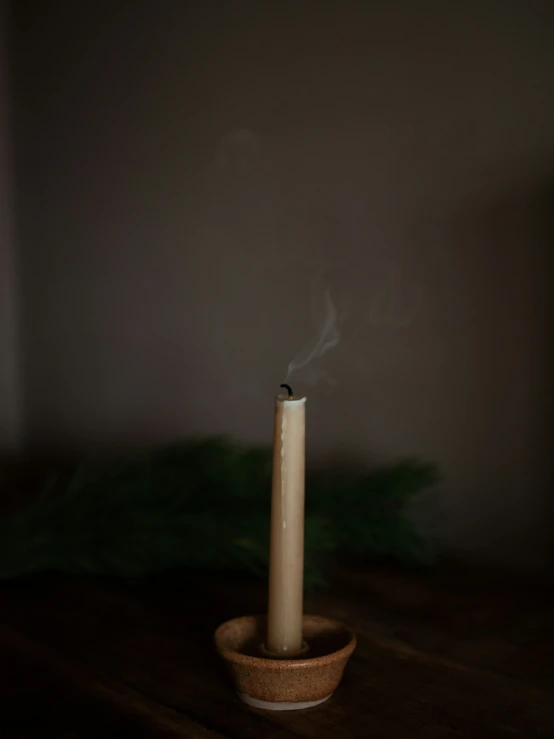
[0,1,20,448]
[8,0,554,568]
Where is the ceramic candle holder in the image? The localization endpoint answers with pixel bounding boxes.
[214,614,356,711]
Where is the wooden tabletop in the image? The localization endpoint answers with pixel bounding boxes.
[1,566,553,738]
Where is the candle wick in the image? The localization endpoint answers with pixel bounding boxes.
[280,383,293,398]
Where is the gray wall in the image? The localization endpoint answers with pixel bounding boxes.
[9,1,554,568]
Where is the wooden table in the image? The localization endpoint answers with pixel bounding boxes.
[1,567,553,738]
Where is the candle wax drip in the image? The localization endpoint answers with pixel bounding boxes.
[280,415,287,529]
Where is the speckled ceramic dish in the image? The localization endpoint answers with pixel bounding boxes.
[214,614,356,711]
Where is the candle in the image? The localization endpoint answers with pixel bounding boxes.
[267,384,306,656]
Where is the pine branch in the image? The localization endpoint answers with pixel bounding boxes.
[0,438,440,585]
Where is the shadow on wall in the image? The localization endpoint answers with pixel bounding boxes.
[544,175,554,574]
[444,172,554,573]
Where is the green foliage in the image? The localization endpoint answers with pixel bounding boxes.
[0,438,440,586]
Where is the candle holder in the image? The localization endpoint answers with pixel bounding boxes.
[215,386,355,710]
[214,613,356,711]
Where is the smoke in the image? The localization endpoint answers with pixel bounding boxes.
[285,269,346,387]
[212,129,420,391]
[283,259,421,387]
